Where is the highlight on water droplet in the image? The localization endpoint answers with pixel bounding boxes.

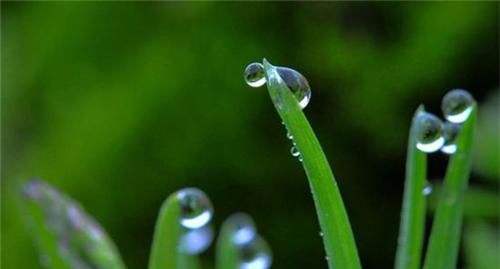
[275,66,311,109]
[286,131,293,140]
[226,213,257,245]
[179,225,214,254]
[441,89,475,123]
[422,182,433,196]
[176,188,214,229]
[244,63,266,88]
[441,122,461,154]
[238,236,272,269]
[414,111,445,153]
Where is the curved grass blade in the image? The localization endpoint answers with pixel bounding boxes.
[423,107,476,269]
[148,193,182,269]
[215,217,242,269]
[262,59,361,269]
[21,179,126,269]
[394,106,428,269]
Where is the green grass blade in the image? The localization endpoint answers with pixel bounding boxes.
[21,179,127,269]
[394,106,428,269]
[423,107,477,269]
[148,194,182,269]
[215,217,240,269]
[262,60,362,269]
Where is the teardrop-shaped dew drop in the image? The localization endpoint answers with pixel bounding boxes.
[422,182,433,196]
[441,89,475,123]
[276,67,311,109]
[179,225,214,254]
[290,146,300,157]
[414,112,445,153]
[238,236,272,269]
[176,188,214,229]
[244,63,266,88]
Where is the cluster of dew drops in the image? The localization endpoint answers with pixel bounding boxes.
[244,62,311,162]
[176,188,272,269]
[414,89,475,196]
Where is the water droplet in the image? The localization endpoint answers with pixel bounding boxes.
[318,231,324,237]
[298,155,303,162]
[286,131,293,140]
[422,182,433,196]
[415,112,445,153]
[226,213,258,245]
[179,225,214,254]
[325,256,330,261]
[239,236,272,269]
[441,122,460,154]
[276,67,311,109]
[290,146,300,157]
[176,188,213,229]
[442,89,474,123]
[244,63,266,88]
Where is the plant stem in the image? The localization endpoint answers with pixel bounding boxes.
[423,108,476,269]
[394,106,428,269]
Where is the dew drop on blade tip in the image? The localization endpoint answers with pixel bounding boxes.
[442,89,474,123]
[177,188,213,229]
[244,63,266,88]
[415,112,444,153]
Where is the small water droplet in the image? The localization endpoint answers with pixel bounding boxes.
[179,225,214,254]
[286,131,293,140]
[227,213,257,245]
[298,155,303,162]
[440,122,460,154]
[325,256,330,261]
[442,89,474,123]
[423,182,433,196]
[177,188,213,229]
[290,146,300,157]
[318,231,324,237]
[415,112,445,153]
[244,63,266,88]
[276,67,311,109]
[238,236,272,269]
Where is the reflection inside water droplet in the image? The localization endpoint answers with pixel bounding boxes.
[177,188,213,229]
[441,89,474,123]
[415,112,444,153]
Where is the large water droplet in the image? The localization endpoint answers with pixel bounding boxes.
[441,89,474,123]
[276,67,311,109]
[244,63,266,88]
[239,236,272,269]
[415,112,445,153]
[422,182,433,196]
[441,122,460,154]
[177,188,213,229]
[227,213,257,245]
[179,225,214,254]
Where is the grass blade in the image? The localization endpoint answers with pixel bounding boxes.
[148,193,182,269]
[215,217,241,269]
[394,106,428,269]
[262,60,362,269]
[423,108,477,269]
[21,179,126,269]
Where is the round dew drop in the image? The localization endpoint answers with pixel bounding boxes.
[441,89,474,123]
[227,213,257,245]
[290,146,300,157]
[244,63,266,88]
[415,112,445,153]
[238,236,272,269]
[441,122,461,154]
[176,188,213,229]
[422,182,433,196]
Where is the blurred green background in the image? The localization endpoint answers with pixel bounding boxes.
[2,2,498,269]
